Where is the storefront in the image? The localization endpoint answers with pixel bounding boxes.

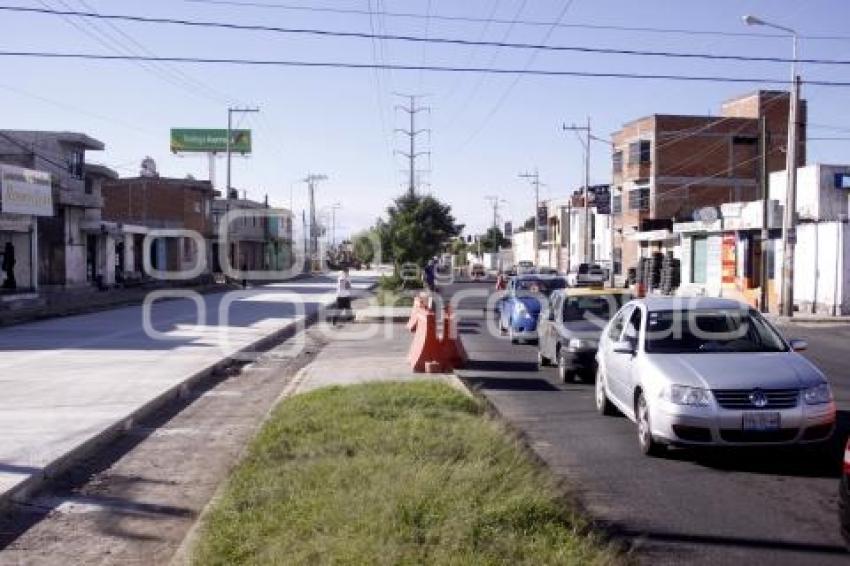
[0,164,53,293]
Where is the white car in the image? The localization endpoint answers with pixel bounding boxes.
[595,296,836,456]
[566,263,607,287]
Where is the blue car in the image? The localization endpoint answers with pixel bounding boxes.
[498,275,567,344]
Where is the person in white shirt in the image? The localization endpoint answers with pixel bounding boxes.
[334,268,353,323]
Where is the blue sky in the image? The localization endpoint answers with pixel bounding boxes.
[0,0,848,237]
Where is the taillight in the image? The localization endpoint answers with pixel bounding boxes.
[844,439,850,475]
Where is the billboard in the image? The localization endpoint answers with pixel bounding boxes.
[0,164,53,216]
[170,128,252,153]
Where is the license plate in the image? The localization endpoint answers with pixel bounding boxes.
[742,412,780,431]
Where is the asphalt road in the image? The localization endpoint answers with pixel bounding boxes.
[446,280,850,565]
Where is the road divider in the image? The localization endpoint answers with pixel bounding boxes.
[407,294,466,373]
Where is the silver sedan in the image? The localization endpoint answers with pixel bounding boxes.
[595,296,836,456]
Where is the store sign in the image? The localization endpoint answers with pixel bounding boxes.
[0,164,53,216]
[170,128,252,153]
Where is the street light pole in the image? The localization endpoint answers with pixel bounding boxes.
[519,170,543,264]
[330,202,342,247]
[563,119,593,264]
[743,15,799,316]
[226,106,260,197]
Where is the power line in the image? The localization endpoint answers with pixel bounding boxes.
[3,50,850,86]
[7,5,850,66]
[178,0,850,42]
[458,0,576,149]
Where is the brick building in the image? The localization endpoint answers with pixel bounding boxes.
[610,90,806,279]
[101,175,217,282]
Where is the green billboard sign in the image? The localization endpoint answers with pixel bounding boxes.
[170,128,252,153]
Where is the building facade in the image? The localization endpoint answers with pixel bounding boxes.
[674,164,850,314]
[611,90,806,281]
[101,174,217,283]
[0,130,114,291]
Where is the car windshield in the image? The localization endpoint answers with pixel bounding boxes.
[516,278,566,295]
[563,294,631,322]
[644,308,788,354]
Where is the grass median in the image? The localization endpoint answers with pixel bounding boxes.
[192,381,618,565]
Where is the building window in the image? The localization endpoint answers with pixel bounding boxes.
[84,176,94,195]
[67,150,84,179]
[612,193,622,215]
[612,150,623,173]
[628,140,651,165]
[628,188,650,211]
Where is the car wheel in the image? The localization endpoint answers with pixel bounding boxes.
[538,349,551,368]
[595,368,616,415]
[636,392,665,457]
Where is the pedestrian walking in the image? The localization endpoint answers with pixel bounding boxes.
[423,259,436,292]
[334,267,353,324]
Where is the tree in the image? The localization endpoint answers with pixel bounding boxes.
[351,230,376,265]
[384,191,462,268]
[479,226,510,253]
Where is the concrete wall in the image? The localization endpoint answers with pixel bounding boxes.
[770,164,850,223]
[790,222,850,315]
[64,208,86,286]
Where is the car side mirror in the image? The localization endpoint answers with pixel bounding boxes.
[789,339,808,352]
[612,340,635,355]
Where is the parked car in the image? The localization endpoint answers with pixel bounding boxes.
[536,267,559,275]
[516,260,535,275]
[469,263,486,279]
[566,263,607,287]
[841,437,850,548]
[595,296,836,456]
[537,288,632,382]
[497,275,567,344]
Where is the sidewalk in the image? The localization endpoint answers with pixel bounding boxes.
[0,274,376,512]
[290,302,464,395]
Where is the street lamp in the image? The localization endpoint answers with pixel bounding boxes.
[743,14,800,316]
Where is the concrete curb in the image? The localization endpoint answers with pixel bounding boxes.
[769,315,850,325]
[0,280,379,515]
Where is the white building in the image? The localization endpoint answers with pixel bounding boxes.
[511,230,536,265]
[675,163,850,314]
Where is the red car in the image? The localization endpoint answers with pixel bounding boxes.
[841,438,850,548]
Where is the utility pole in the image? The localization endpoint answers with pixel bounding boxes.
[759,116,770,312]
[742,15,799,316]
[781,74,800,316]
[394,94,431,196]
[226,106,259,196]
[519,169,543,263]
[563,118,592,264]
[302,173,327,262]
[330,202,342,247]
[484,195,507,231]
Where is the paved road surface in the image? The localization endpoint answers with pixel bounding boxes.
[447,281,850,565]
[0,274,374,505]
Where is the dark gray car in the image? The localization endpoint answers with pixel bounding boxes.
[537,289,631,382]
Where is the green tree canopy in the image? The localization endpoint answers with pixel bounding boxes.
[479,226,510,253]
[384,191,462,267]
